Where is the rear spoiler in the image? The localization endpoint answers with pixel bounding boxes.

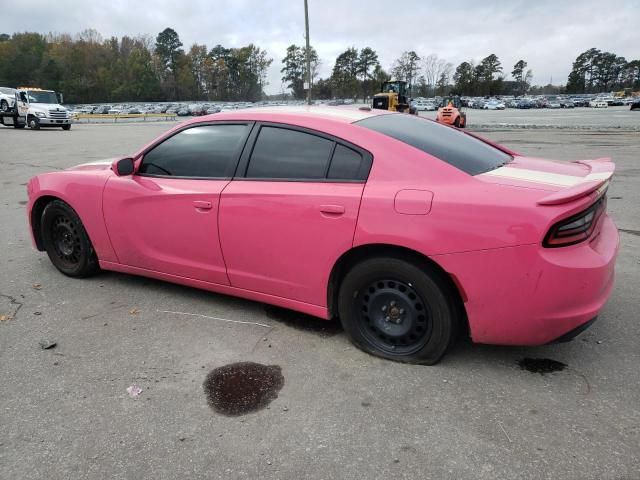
[537,158,614,205]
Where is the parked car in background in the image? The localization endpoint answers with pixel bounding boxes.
[560,99,575,108]
[0,86,16,112]
[484,100,505,110]
[546,97,562,109]
[630,99,640,111]
[589,99,608,108]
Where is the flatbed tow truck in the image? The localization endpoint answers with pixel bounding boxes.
[0,87,72,130]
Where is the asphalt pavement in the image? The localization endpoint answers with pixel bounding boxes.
[0,116,639,480]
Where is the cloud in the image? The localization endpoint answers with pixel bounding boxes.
[3,0,639,94]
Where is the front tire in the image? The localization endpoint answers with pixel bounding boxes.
[40,200,100,277]
[28,116,40,130]
[338,257,457,364]
[62,124,71,131]
[0,99,8,112]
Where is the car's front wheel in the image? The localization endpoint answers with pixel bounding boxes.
[40,200,100,277]
[338,257,458,365]
[0,99,8,112]
[28,116,40,130]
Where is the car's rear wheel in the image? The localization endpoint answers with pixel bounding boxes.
[338,257,457,364]
[41,200,100,277]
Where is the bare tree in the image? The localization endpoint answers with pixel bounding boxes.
[422,54,450,97]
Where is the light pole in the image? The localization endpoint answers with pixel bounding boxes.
[304,0,311,105]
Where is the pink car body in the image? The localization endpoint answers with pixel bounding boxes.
[26,107,618,348]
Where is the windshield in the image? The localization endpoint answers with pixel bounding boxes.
[355,114,512,175]
[26,90,58,104]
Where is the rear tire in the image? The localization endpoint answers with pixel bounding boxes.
[338,257,457,365]
[40,200,100,277]
[13,122,25,129]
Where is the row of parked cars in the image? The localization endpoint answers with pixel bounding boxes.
[461,95,637,110]
[68,101,265,117]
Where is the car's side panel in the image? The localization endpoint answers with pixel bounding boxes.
[219,181,364,306]
[100,260,329,319]
[27,170,118,262]
[102,175,231,285]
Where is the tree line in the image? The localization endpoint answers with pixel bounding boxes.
[0,28,638,103]
[0,29,272,104]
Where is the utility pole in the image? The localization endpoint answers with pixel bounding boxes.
[304,0,312,105]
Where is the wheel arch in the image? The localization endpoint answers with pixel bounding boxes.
[327,243,468,334]
[31,195,62,250]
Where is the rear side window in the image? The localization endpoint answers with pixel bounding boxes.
[328,144,363,180]
[246,126,334,179]
[139,124,249,178]
[355,114,511,175]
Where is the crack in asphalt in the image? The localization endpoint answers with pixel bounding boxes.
[0,292,24,320]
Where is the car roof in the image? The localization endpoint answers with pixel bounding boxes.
[186,105,390,126]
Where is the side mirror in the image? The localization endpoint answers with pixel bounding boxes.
[57,93,64,104]
[113,157,135,176]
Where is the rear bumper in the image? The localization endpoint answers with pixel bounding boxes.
[436,215,619,346]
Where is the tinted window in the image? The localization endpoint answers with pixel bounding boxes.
[328,144,363,180]
[356,114,511,175]
[139,124,249,178]
[246,127,333,179]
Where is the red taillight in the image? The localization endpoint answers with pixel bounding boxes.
[543,194,607,248]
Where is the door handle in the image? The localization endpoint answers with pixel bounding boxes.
[193,200,213,210]
[319,204,345,215]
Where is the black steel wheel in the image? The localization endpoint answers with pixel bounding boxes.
[40,200,100,277]
[338,257,458,364]
[358,279,432,355]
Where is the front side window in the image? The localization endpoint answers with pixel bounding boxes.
[246,126,334,179]
[139,124,249,178]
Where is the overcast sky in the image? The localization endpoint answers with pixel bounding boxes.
[4,0,639,94]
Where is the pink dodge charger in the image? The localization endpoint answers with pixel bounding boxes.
[26,107,618,364]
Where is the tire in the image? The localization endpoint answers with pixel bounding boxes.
[0,99,8,112]
[453,117,461,128]
[13,122,25,129]
[338,257,458,365]
[62,124,71,131]
[40,200,100,277]
[28,116,40,130]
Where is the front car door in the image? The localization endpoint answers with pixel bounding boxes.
[102,122,252,285]
[219,123,372,306]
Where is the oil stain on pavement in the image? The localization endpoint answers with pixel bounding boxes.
[203,362,284,416]
[264,305,342,337]
[518,358,567,375]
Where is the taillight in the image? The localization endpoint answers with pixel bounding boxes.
[543,194,607,247]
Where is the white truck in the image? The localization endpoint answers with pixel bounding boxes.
[0,87,72,130]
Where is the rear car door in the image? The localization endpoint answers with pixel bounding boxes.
[103,122,252,284]
[219,123,372,306]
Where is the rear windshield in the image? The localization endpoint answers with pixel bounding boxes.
[355,114,511,175]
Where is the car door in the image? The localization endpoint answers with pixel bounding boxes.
[103,122,252,285]
[219,123,372,306]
